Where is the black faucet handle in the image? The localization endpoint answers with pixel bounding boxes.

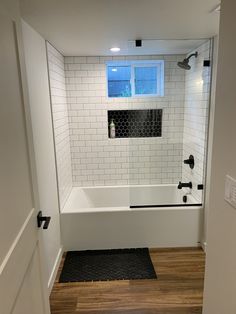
[184,155,194,169]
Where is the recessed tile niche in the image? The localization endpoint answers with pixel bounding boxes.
[108,109,162,138]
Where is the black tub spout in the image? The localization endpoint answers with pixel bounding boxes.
[178,181,192,189]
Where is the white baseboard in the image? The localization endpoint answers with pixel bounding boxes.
[48,246,63,293]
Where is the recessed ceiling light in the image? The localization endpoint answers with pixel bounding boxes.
[110,47,120,52]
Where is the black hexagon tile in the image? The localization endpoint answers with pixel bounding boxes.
[108,109,162,138]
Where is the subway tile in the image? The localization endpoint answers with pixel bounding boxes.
[50,47,210,190]
[47,43,72,207]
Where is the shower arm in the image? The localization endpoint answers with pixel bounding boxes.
[185,52,198,61]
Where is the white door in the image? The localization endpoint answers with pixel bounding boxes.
[0,4,50,314]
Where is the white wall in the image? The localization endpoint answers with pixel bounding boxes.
[0,0,33,268]
[182,41,212,203]
[203,0,236,313]
[21,21,62,288]
[47,42,72,208]
[65,55,185,187]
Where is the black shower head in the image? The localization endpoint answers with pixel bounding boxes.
[177,52,198,70]
[177,59,191,70]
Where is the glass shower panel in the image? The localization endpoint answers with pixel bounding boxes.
[127,39,213,208]
[128,108,186,207]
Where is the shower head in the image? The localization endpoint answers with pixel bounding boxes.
[177,52,198,70]
[177,59,191,70]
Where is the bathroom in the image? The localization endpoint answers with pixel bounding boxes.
[23,18,215,312]
[44,39,212,251]
[2,0,224,313]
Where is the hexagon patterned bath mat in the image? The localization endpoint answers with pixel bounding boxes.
[59,248,157,282]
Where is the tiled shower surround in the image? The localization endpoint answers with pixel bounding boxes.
[65,55,185,187]
[47,41,211,206]
[47,43,72,207]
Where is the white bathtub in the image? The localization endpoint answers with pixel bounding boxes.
[61,185,203,250]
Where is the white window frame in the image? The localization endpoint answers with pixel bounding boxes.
[106,60,164,98]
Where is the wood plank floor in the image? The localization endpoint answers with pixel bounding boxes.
[50,247,205,314]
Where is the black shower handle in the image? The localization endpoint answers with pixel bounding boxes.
[184,155,194,169]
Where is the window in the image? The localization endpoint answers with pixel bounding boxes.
[107,60,164,98]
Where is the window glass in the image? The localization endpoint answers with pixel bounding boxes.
[107,66,131,97]
[134,66,157,95]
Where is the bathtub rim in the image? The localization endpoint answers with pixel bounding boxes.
[62,184,202,214]
[61,204,203,214]
[65,183,186,191]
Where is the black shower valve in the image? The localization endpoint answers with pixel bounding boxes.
[183,155,195,169]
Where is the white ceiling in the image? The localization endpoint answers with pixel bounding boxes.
[20,0,220,56]
[124,39,208,55]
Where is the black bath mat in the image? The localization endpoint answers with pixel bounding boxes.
[59,248,157,282]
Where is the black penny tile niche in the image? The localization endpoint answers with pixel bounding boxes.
[108,109,162,138]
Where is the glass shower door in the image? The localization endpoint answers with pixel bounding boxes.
[128,107,186,208]
[127,39,213,208]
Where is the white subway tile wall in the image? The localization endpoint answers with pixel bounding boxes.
[47,43,73,207]
[182,41,211,203]
[47,41,210,205]
[64,55,186,187]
